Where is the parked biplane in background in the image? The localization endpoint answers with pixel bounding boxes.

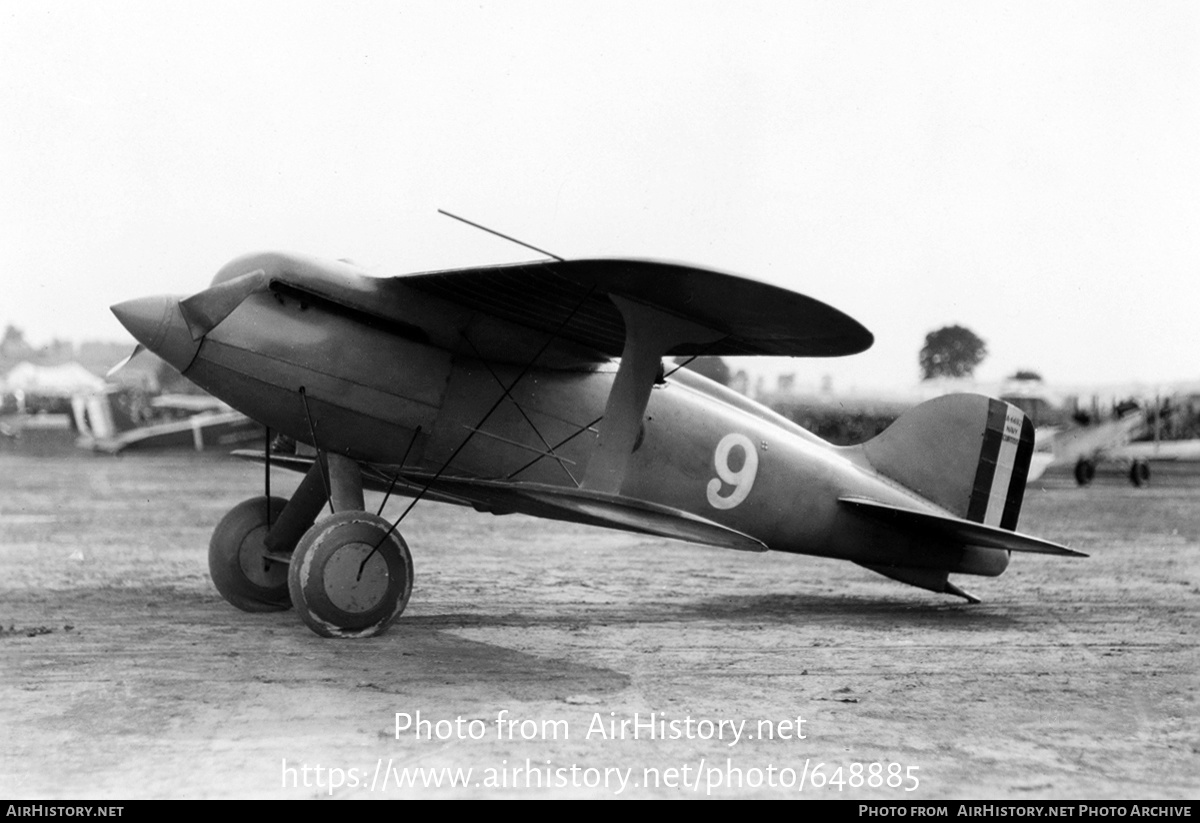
[111,223,1082,638]
[998,377,1200,486]
[1,360,105,440]
[73,388,261,454]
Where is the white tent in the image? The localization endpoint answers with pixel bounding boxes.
[3,361,106,396]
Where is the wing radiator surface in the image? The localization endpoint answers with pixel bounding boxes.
[426,476,769,553]
[178,251,874,361]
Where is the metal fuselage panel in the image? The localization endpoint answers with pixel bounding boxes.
[184,292,452,464]
[179,291,995,575]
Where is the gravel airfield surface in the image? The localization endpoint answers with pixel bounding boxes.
[2,435,1197,799]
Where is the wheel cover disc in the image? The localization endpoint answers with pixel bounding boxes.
[322,541,391,613]
[238,525,287,588]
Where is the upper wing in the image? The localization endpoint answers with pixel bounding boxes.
[1044,411,1148,462]
[1105,438,1200,462]
[180,252,872,361]
[399,258,873,358]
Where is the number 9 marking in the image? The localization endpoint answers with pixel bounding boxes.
[706,433,758,510]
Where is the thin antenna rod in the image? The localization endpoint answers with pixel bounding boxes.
[438,209,565,262]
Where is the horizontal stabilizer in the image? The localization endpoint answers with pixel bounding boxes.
[840,496,1086,557]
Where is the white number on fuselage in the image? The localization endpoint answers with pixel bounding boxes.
[706,433,758,510]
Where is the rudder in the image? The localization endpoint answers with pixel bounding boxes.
[860,394,1035,530]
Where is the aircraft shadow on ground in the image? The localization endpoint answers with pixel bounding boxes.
[318,625,634,699]
[398,591,1022,631]
[679,592,1023,627]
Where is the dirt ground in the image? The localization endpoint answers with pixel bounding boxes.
[1,431,1197,799]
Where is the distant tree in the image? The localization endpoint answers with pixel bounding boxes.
[919,325,987,380]
[1,324,29,356]
[1009,369,1043,381]
[673,356,731,386]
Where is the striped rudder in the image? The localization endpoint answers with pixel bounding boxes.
[965,399,1035,529]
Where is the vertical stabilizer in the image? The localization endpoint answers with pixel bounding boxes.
[861,394,1035,530]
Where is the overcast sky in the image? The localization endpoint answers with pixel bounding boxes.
[2,1,1196,393]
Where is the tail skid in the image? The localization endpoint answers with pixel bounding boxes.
[856,563,982,603]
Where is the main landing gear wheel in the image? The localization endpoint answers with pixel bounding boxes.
[1074,459,1096,486]
[209,496,292,612]
[1129,459,1150,487]
[288,511,413,639]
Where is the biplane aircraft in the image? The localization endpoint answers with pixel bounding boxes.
[111,227,1083,638]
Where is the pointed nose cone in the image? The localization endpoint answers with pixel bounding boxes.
[111,296,170,347]
[110,295,202,374]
